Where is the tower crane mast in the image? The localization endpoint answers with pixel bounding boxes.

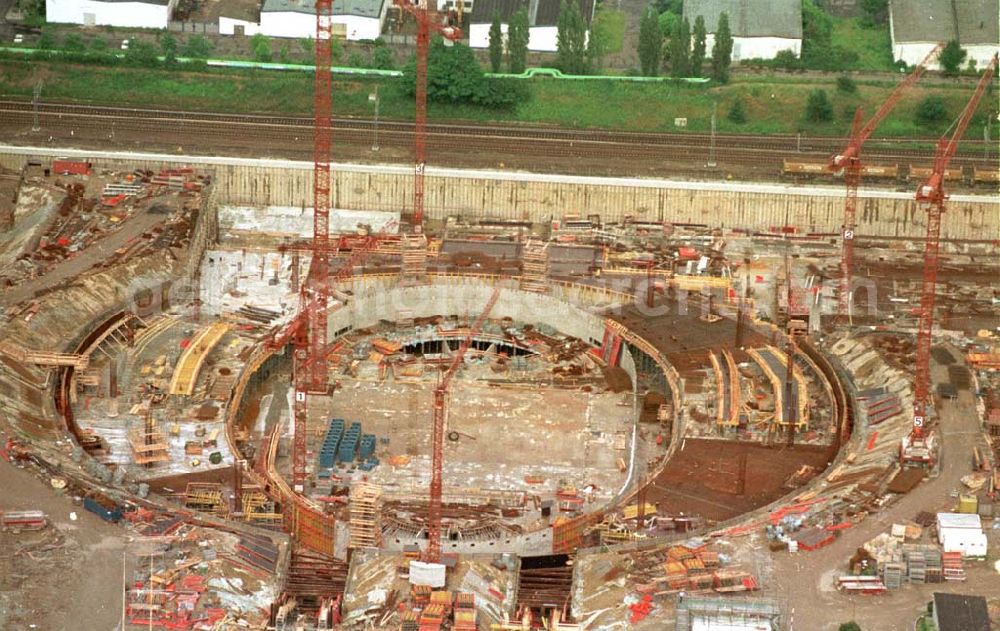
[395,0,461,233]
[425,287,501,562]
[903,56,996,466]
[828,43,941,322]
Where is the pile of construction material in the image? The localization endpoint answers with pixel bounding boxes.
[317,418,381,472]
[573,540,760,629]
[124,526,281,629]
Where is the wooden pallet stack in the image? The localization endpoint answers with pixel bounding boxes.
[520,239,549,293]
[401,234,428,284]
[453,593,477,631]
[349,483,382,549]
[418,603,446,631]
[399,610,419,631]
[942,552,966,581]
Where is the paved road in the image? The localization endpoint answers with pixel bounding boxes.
[0,206,168,308]
[769,347,998,630]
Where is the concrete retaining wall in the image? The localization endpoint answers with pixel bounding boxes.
[2,147,997,241]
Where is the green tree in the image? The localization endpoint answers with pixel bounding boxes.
[278,43,291,64]
[586,9,611,71]
[669,16,690,77]
[939,40,967,76]
[838,623,861,631]
[62,33,86,52]
[89,37,109,52]
[403,39,529,109]
[658,10,679,37]
[488,11,504,72]
[124,40,160,67]
[801,0,832,62]
[556,0,589,74]
[690,15,707,77]
[182,35,212,59]
[653,0,681,14]
[347,52,366,68]
[250,33,272,62]
[916,96,948,125]
[805,89,834,122]
[836,74,857,93]
[637,5,662,76]
[727,97,747,123]
[299,37,314,59]
[859,0,887,25]
[710,11,733,82]
[372,46,395,69]
[507,7,529,73]
[160,32,177,64]
[37,30,55,50]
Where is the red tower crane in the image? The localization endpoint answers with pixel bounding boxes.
[267,238,383,491]
[395,0,461,233]
[265,1,381,492]
[903,56,997,466]
[425,287,501,562]
[828,43,942,321]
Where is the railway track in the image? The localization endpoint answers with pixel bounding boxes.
[2,100,996,175]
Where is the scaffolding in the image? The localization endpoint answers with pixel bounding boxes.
[129,407,170,467]
[520,239,549,293]
[348,483,382,549]
[184,482,226,517]
[241,487,283,528]
[400,234,428,284]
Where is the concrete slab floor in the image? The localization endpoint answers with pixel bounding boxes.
[279,366,635,508]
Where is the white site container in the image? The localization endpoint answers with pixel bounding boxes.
[939,528,988,558]
[936,512,982,537]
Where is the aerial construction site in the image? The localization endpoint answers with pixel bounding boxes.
[0,2,998,630]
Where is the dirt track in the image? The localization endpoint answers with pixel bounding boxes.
[0,456,126,630]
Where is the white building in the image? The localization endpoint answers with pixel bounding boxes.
[468,0,595,54]
[683,0,802,62]
[889,0,999,70]
[220,0,388,42]
[46,0,177,28]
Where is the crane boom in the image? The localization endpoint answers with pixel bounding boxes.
[426,287,501,562]
[917,56,998,206]
[829,44,942,168]
[828,43,941,322]
[910,56,996,445]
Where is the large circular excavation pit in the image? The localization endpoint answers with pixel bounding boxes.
[272,282,642,549]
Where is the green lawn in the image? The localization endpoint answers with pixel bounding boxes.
[0,58,994,138]
[831,17,895,72]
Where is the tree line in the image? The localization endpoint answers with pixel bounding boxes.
[639,6,732,81]
[488,0,608,75]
